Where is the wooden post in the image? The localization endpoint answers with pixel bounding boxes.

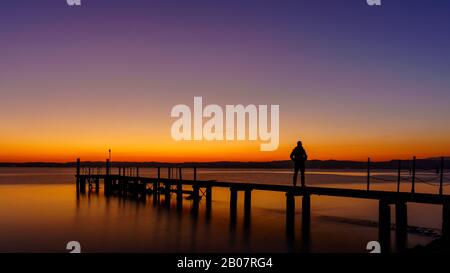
[194,167,197,181]
[286,192,295,232]
[397,160,401,193]
[164,182,171,207]
[104,159,110,195]
[378,199,391,253]
[176,182,183,210]
[440,157,444,195]
[395,202,407,252]
[95,178,100,193]
[367,157,370,191]
[206,185,212,211]
[443,202,450,242]
[244,189,252,228]
[76,158,80,192]
[411,156,416,194]
[80,177,86,193]
[122,177,127,196]
[151,167,159,204]
[230,188,238,224]
[137,167,139,177]
[179,167,182,180]
[192,185,200,214]
[168,167,171,179]
[302,193,311,226]
[140,182,147,202]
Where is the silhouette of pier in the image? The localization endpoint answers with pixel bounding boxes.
[75,158,450,253]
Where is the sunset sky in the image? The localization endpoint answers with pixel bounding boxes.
[1,0,450,162]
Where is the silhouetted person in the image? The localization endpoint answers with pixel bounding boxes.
[290,141,307,187]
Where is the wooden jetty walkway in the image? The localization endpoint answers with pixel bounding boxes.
[75,158,450,252]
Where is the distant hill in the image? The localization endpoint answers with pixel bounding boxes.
[0,158,449,169]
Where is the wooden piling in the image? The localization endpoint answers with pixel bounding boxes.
[442,202,450,242]
[80,177,86,193]
[367,157,371,191]
[378,199,391,253]
[76,158,80,191]
[192,185,200,214]
[104,159,110,195]
[244,189,252,228]
[206,185,212,211]
[176,182,183,210]
[397,160,401,193]
[286,192,295,231]
[440,157,444,195]
[411,156,416,194]
[164,182,171,207]
[230,188,238,224]
[395,202,407,252]
[95,178,99,192]
[302,193,311,226]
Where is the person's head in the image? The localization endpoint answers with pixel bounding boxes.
[297,141,302,147]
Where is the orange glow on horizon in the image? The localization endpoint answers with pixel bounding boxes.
[1,138,449,163]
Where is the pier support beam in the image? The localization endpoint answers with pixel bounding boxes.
[244,189,252,228]
[95,178,100,193]
[286,192,295,232]
[80,177,86,194]
[176,182,183,211]
[119,178,125,196]
[206,186,212,211]
[395,202,408,252]
[192,185,200,214]
[76,158,80,192]
[230,188,238,225]
[378,199,391,253]
[164,182,171,207]
[152,183,158,206]
[442,202,450,242]
[153,168,160,205]
[302,193,311,240]
[104,159,111,195]
[302,194,311,225]
[152,181,158,196]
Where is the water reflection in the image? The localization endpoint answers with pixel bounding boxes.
[0,168,445,252]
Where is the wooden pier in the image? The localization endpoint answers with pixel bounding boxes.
[75,158,450,252]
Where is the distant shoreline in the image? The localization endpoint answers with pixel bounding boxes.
[0,158,448,169]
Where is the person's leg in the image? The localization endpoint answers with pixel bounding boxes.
[300,164,306,187]
[293,165,299,186]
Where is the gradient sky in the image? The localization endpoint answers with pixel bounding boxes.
[1,0,450,162]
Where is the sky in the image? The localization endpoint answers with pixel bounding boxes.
[0,0,450,162]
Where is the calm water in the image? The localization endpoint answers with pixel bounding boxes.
[0,167,447,253]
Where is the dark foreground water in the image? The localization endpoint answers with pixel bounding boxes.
[0,168,446,253]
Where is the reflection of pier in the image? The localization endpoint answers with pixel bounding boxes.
[75,158,450,253]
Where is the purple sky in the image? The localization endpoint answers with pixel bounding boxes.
[1,0,450,161]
